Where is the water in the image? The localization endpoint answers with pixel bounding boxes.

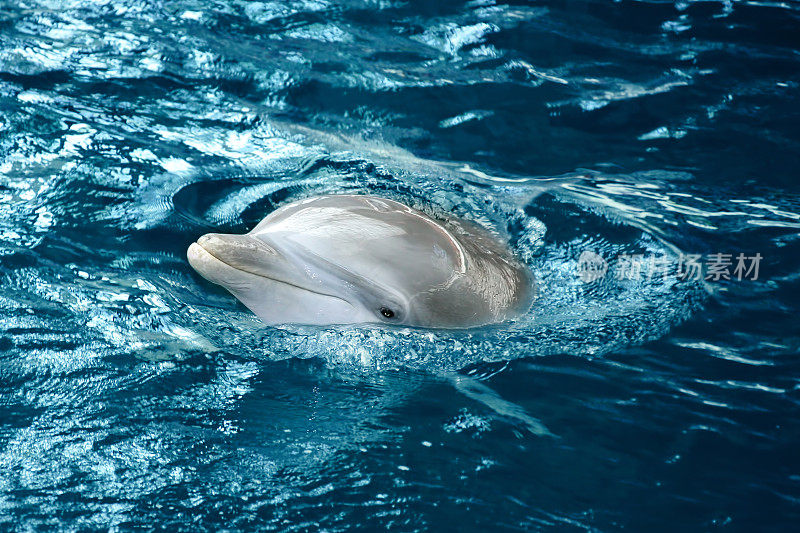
[1,0,799,529]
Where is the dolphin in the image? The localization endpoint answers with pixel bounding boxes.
[187,195,533,328]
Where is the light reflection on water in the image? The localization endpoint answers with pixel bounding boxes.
[1,0,799,529]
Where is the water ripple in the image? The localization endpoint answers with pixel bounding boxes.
[2,0,800,529]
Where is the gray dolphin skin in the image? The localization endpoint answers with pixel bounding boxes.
[187,195,534,328]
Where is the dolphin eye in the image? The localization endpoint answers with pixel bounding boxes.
[380,307,395,319]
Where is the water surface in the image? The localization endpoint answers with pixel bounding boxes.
[1,0,799,530]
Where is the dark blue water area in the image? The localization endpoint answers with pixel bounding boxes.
[1,0,800,530]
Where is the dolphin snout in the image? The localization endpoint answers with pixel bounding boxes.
[197,232,279,259]
[196,233,265,252]
[192,233,284,277]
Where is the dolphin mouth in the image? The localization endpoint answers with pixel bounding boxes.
[188,235,346,301]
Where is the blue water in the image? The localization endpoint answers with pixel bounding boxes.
[1,0,799,529]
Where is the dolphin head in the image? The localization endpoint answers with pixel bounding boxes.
[187,195,532,328]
